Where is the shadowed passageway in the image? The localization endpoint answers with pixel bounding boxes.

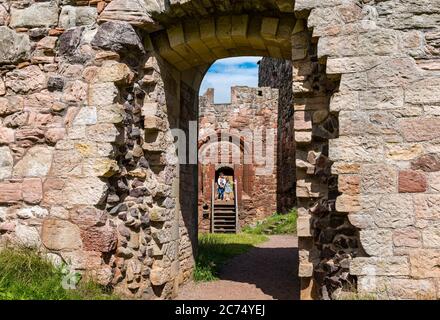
[177,235,299,300]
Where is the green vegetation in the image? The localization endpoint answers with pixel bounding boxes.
[335,292,377,300]
[0,248,118,300]
[195,233,268,282]
[243,208,298,235]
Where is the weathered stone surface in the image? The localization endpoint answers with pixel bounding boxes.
[87,82,118,106]
[350,257,410,276]
[99,0,158,30]
[359,229,393,256]
[410,249,440,278]
[335,194,361,212]
[358,276,437,299]
[10,2,59,28]
[91,21,145,55]
[58,27,84,58]
[400,118,440,142]
[95,61,134,84]
[422,223,440,248]
[16,206,48,219]
[22,178,43,204]
[63,177,108,206]
[41,219,82,251]
[0,96,23,116]
[70,206,107,229]
[0,26,31,64]
[86,124,121,143]
[398,170,427,193]
[5,65,46,94]
[13,146,53,177]
[411,153,440,172]
[0,146,13,180]
[361,164,396,194]
[393,227,421,248]
[72,107,97,126]
[81,226,117,252]
[0,4,8,26]
[59,6,97,29]
[15,224,41,248]
[150,267,170,286]
[387,144,423,161]
[414,195,440,220]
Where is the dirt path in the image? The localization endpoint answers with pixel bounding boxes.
[176,235,299,300]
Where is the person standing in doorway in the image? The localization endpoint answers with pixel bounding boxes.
[225,177,233,201]
[217,173,226,200]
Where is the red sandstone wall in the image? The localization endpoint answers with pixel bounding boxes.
[198,86,279,232]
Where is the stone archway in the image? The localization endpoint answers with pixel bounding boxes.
[0,0,439,300]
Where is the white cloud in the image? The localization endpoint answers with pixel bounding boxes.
[199,56,262,103]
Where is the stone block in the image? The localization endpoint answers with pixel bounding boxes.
[88,82,118,107]
[10,2,59,28]
[411,153,440,172]
[59,5,97,29]
[297,215,312,237]
[95,61,134,84]
[5,65,46,94]
[386,144,424,161]
[15,224,41,248]
[86,123,121,143]
[13,146,53,178]
[22,178,43,204]
[0,146,13,180]
[422,224,440,248]
[16,206,48,219]
[335,194,361,212]
[63,177,108,206]
[0,96,24,116]
[398,170,427,193]
[350,257,410,276]
[361,164,396,194]
[41,219,82,251]
[0,182,22,204]
[70,206,107,229]
[81,226,117,253]
[360,229,393,256]
[393,227,421,248]
[410,249,440,278]
[338,175,360,195]
[414,195,440,220]
[399,118,440,142]
[298,261,314,277]
[0,26,30,64]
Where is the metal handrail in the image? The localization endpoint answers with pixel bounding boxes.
[234,179,239,233]
[211,179,215,233]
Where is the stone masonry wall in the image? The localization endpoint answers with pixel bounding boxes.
[198,86,279,232]
[258,57,296,214]
[294,0,440,299]
[0,0,192,299]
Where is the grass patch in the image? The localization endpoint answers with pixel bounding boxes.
[334,292,377,300]
[0,247,118,300]
[195,233,268,282]
[243,208,298,235]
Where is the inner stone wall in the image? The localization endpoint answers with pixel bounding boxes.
[258,57,296,214]
[198,86,279,232]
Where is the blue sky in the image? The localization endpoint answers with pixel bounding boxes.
[199,56,262,104]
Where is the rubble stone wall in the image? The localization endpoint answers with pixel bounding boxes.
[0,0,439,300]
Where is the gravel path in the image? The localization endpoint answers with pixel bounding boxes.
[176,235,299,300]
